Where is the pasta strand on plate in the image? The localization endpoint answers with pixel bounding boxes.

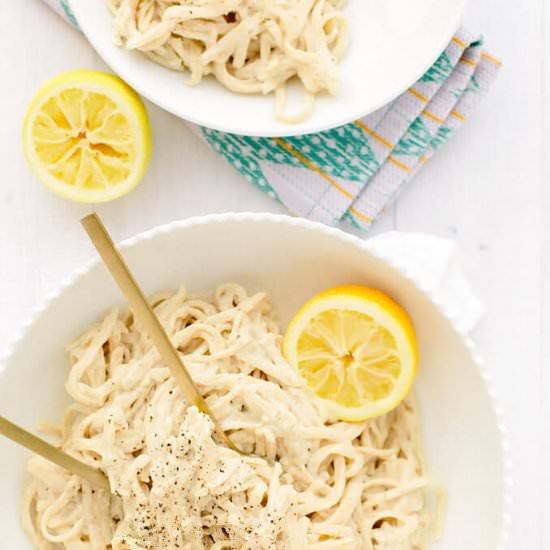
[107,0,349,122]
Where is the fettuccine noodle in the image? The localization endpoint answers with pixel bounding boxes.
[22,283,441,549]
[107,0,349,123]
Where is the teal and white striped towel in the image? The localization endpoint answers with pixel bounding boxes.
[43,1,501,231]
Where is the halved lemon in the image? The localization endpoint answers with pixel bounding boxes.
[283,285,419,421]
[22,70,151,203]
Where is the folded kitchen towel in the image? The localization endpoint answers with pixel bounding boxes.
[366,232,484,333]
[42,1,501,232]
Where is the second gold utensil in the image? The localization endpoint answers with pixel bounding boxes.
[81,213,240,453]
[0,416,110,491]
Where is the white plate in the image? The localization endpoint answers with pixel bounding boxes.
[0,213,509,548]
[69,0,467,137]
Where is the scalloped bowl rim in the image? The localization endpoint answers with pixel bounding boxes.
[0,212,512,548]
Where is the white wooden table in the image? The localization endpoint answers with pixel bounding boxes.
[0,1,547,547]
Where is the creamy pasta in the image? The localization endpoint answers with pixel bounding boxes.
[107,0,349,123]
[22,283,440,549]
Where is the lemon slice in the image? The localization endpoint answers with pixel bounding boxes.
[283,285,419,421]
[22,70,151,203]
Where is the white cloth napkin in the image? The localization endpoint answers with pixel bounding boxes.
[367,233,484,333]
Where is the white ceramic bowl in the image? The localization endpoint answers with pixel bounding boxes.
[0,213,509,548]
[69,0,467,137]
